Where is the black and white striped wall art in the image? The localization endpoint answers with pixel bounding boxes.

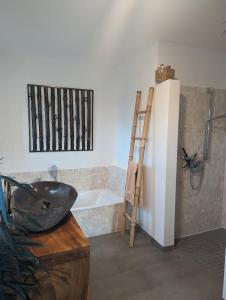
[27,84,94,152]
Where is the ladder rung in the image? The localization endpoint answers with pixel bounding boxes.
[137,110,147,114]
[131,137,147,141]
[124,212,132,222]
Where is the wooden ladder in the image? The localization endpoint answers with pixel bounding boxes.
[121,87,154,247]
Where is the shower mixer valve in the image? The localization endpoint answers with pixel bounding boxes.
[181,148,203,172]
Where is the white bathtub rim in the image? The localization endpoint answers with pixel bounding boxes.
[71,188,123,212]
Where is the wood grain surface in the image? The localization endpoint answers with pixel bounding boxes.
[29,213,90,300]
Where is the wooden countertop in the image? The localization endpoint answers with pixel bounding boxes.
[29,213,90,300]
[31,213,89,264]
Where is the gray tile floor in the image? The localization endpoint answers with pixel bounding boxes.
[89,229,225,300]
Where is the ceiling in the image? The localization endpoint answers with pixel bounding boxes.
[1,0,226,63]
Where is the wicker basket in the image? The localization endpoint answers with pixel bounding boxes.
[155,65,175,83]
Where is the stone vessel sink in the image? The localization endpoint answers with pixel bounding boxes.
[11,181,77,232]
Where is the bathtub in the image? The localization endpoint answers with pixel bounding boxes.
[71,189,124,237]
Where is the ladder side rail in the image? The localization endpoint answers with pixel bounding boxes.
[128,91,142,161]
[129,87,154,247]
[136,87,154,192]
[121,91,142,235]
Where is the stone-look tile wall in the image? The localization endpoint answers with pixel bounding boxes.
[222,161,226,229]
[7,166,126,194]
[106,166,126,196]
[72,203,124,237]
[176,86,226,237]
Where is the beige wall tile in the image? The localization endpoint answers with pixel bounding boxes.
[176,86,226,237]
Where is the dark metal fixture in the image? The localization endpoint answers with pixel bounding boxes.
[181,148,203,172]
[48,165,58,181]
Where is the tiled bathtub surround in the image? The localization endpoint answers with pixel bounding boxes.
[6,166,126,194]
[176,86,226,237]
[72,203,124,237]
[106,166,126,197]
[7,166,127,237]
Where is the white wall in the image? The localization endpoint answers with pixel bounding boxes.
[158,41,226,89]
[0,52,117,173]
[114,41,159,168]
[4,41,226,174]
[139,80,180,247]
[115,41,226,170]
